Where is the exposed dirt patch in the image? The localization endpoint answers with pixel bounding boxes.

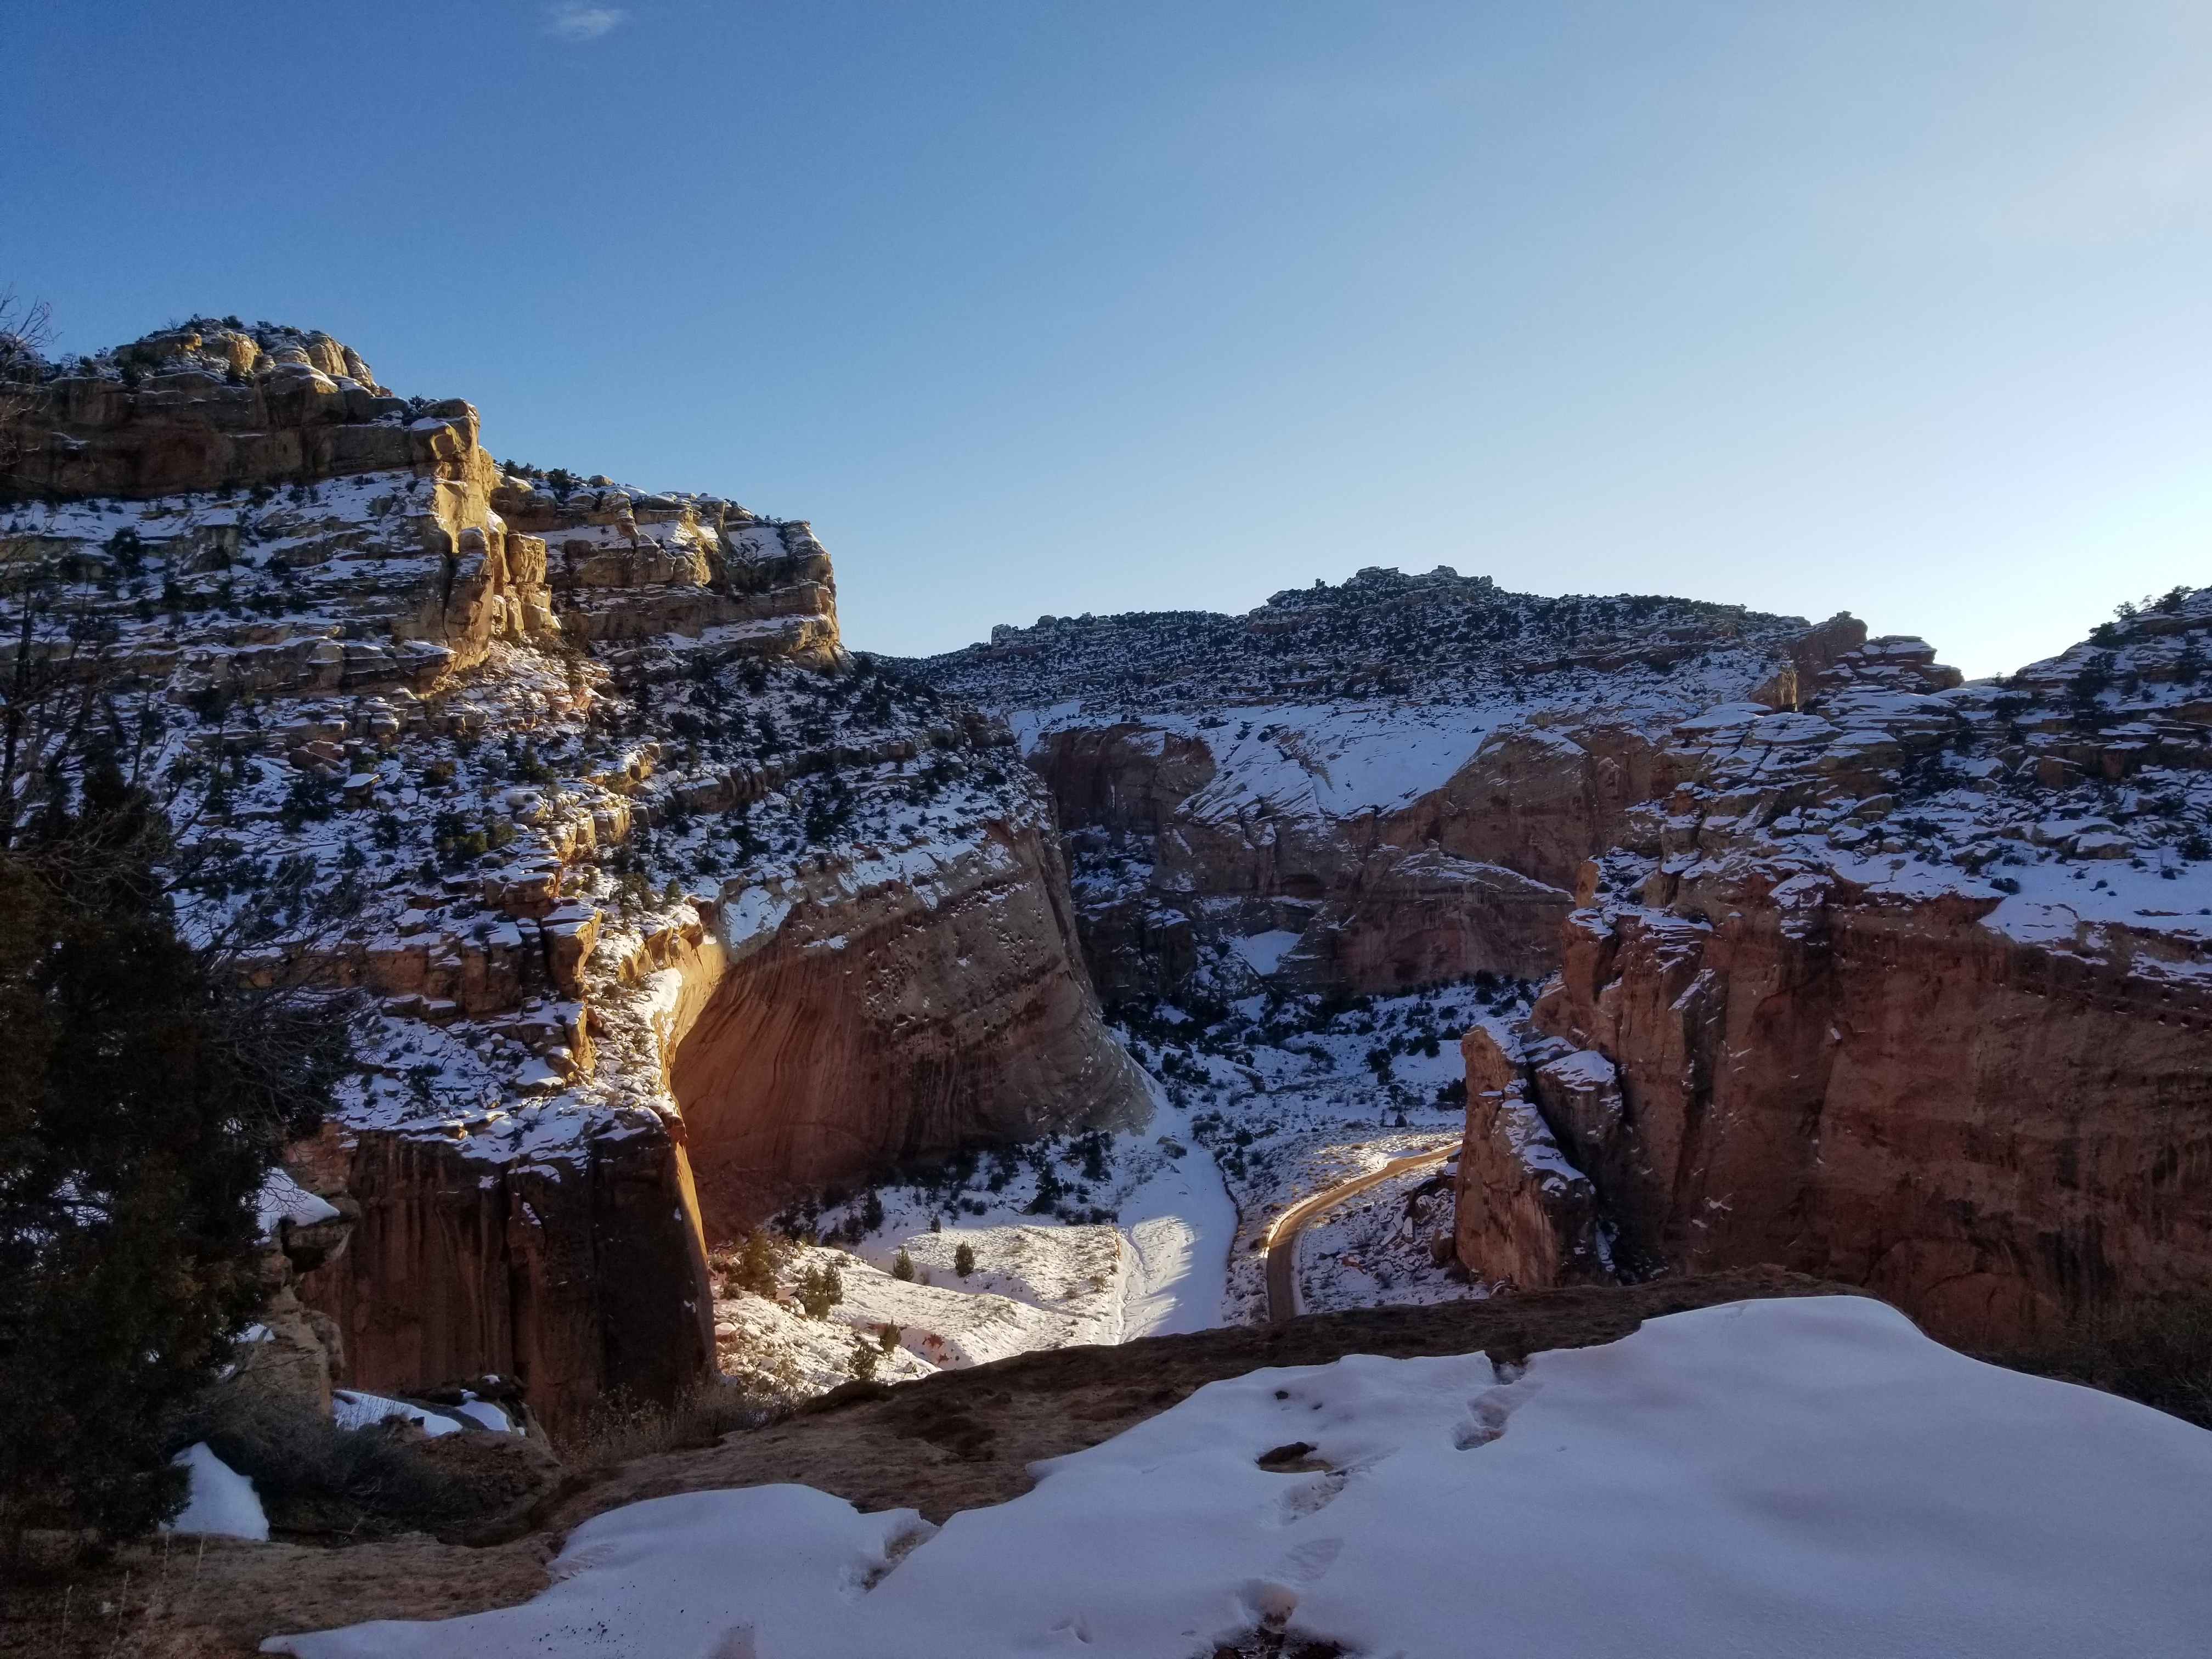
[0,1533,554,1659]
[1,1269,1860,1657]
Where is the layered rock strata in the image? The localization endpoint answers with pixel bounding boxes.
[1,322,1144,1429]
[924,566,2212,1350]
[1452,612,2212,1350]
[915,571,1866,1003]
[667,816,1143,1232]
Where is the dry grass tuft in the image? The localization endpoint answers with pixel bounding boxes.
[1991,1298,2212,1429]
[548,1374,792,1482]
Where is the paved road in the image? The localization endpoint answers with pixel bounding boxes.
[1262,1144,1458,1323]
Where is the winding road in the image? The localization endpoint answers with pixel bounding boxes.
[1263,1144,1458,1323]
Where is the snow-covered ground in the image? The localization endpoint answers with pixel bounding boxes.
[1290,1155,1465,1316]
[267,1295,2212,1659]
[713,1083,1237,1394]
[719,981,1496,1397]
[714,977,1503,1396]
[1123,980,1511,1323]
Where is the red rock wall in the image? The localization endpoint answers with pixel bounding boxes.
[1517,870,2212,1349]
[1280,846,1573,990]
[668,817,1150,1232]
[1029,724,1218,838]
[1031,719,1664,997]
[1452,1026,1607,1289]
[1389,724,1680,893]
[296,1119,714,1434]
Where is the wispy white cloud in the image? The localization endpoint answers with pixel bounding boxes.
[548,3,627,42]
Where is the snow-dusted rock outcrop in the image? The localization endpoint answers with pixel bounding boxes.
[1457,604,2212,1350]
[911,568,1865,1002]
[0,321,1143,1429]
[919,565,2212,1352]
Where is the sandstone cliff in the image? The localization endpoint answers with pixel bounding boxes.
[0,321,1144,1429]
[665,813,1143,1232]
[1449,611,2212,1351]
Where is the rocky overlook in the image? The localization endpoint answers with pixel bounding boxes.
[0,321,1145,1430]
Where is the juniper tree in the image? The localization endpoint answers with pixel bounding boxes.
[730,1229,783,1296]
[0,748,349,1554]
[797,1262,844,1319]
[0,565,351,1555]
[848,1335,879,1382]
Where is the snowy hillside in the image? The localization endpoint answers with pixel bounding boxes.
[708,1118,1235,1395]
[0,319,1154,1431]
[1582,585,2212,988]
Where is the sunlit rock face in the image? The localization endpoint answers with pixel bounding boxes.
[1,321,1141,1429]
[667,811,1147,1234]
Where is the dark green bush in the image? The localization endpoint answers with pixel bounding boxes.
[178,1391,471,1538]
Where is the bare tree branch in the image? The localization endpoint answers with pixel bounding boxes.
[0,288,54,488]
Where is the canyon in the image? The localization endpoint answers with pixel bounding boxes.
[8,315,2209,1446]
[923,582,2212,1356]
[1464,611,2212,1350]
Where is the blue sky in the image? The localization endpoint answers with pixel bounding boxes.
[5,2,2210,675]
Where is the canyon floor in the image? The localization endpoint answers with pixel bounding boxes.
[691,978,1505,1400]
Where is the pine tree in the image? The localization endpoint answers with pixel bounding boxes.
[953,1243,976,1278]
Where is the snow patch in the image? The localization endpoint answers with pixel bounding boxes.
[1228,928,1303,976]
[332,1391,467,1437]
[168,1443,268,1542]
[266,1297,2212,1658]
[256,1169,340,1237]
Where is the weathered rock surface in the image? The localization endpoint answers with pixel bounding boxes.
[1,321,413,503]
[292,1122,715,1434]
[1451,606,2212,1351]
[1,321,1142,1431]
[920,572,1864,1003]
[1451,1024,1606,1290]
[667,815,1147,1231]
[1514,870,2212,1348]
[1277,844,1574,990]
